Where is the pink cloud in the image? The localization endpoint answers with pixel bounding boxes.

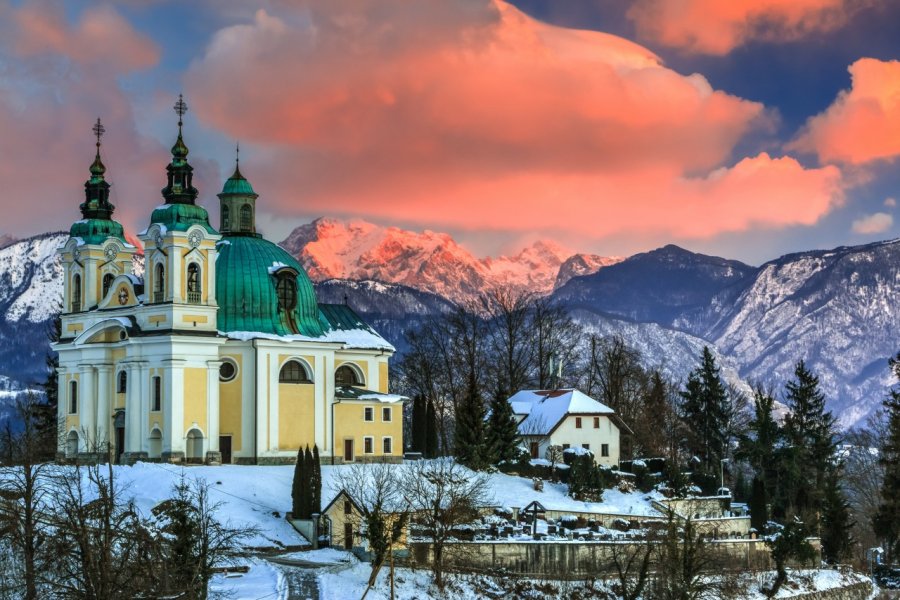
[626,0,871,55]
[790,58,900,165]
[185,1,839,243]
[851,212,893,235]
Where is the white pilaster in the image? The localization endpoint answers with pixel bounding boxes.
[170,244,183,302]
[56,367,67,454]
[324,352,335,455]
[255,348,267,456]
[206,247,218,307]
[95,364,112,449]
[206,360,221,452]
[78,364,96,450]
[168,361,186,454]
[139,363,150,454]
[125,363,142,452]
[314,354,325,451]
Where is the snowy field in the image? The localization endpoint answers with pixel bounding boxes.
[56,461,665,548]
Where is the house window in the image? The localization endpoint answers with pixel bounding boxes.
[152,376,162,412]
[279,360,311,383]
[593,417,600,429]
[117,370,127,394]
[582,444,590,451]
[186,263,201,304]
[102,273,115,299]
[575,417,582,429]
[336,365,363,387]
[69,381,78,414]
[71,274,82,312]
[364,436,374,454]
[382,407,391,422]
[364,407,374,422]
[344,500,352,515]
[601,444,609,457]
[383,437,392,454]
[276,273,297,312]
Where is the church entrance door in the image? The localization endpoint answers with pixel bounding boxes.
[219,435,232,464]
[113,410,126,464]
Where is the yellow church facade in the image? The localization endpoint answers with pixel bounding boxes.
[54,106,403,465]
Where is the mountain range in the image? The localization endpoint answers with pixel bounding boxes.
[1,218,897,430]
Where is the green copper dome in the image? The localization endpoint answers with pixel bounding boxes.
[149,203,217,234]
[215,235,323,337]
[70,218,126,246]
[221,166,256,196]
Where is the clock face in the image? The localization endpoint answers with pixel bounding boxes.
[155,232,163,247]
[105,246,118,261]
[188,231,202,248]
[118,288,129,305]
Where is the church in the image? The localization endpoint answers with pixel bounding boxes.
[54,97,403,465]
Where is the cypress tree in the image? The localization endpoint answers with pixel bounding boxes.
[738,388,781,498]
[749,476,768,532]
[302,445,314,518]
[874,353,900,564]
[311,444,322,516]
[36,313,61,459]
[425,398,439,458]
[454,376,488,469]
[411,395,427,454]
[486,387,519,464]
[291,446,306,519]
[821,465,853,563]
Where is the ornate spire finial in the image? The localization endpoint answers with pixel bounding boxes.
[92,118,105,151]
[236,142,240,167]
[174,93,188,132]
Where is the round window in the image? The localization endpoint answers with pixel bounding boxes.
[219,360,237,382]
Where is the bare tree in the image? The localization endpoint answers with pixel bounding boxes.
[609,535,655,600]
[530,297,582,389]
[0,393,53,600]
[334,463,409,591]
[401,458,490,589]
[843,410,887,561]
[482,287,535,397]
[648,505,723,600]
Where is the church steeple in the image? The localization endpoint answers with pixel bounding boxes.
[218,143,259,236]
[161,94,199,205]
[80,118,115,221]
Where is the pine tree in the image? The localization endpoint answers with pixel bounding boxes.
[35,313,61,460]
[680,347,729,477]
[311,444,322,516]
[820,465,853,563]
[303,446,314,518]
[738,388,782,500]
[425,398,439,458]
[454,376,488,469]
[874,353,900,564]
[486,387,519,464]
[782,360,837,525]
[749,476,768,532]
[291,446,307,519]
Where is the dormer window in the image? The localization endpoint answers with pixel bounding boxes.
[102,273,115,300]
[276,273,297,312]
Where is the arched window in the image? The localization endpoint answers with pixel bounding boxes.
[149,429,162,459]
[71,273,82,312]
[279,360,312,384]
[69,380,78,414]
[102,273,115,300]
[240,204,252,232]
[186,429,204,463]
[221,204,230,231]
[154,263,165,303]
[187,263,201,304]
[335,365,363,387]
[67,431,79,457]
[117,370,127,394]
[276,273,297,312]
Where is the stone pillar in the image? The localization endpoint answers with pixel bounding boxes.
[95,364,112,455]
[205,359,222,465]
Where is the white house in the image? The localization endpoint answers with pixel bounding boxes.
[509,389,630,467]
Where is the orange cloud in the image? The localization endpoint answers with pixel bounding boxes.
[186,0,840,244]
[12,3,159,72]
[790,58,900,165]
[627,0,868,55]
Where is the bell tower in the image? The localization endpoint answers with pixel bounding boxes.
[139,95,221,312]
[218,144,260,236]
[60,118,136,315]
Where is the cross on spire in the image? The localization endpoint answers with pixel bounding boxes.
[236,142,240,166]
[174,93,188,131]
[92,118,105,151]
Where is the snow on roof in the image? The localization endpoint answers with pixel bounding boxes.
[221,328,395,351]
[508,389,614,436]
